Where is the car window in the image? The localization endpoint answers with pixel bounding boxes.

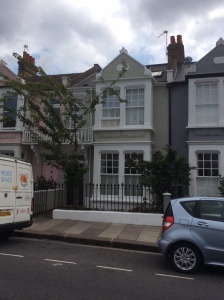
[180,201,197,216]
[197,200,224,222]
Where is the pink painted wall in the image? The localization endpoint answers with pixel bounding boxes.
[31,155,63,183]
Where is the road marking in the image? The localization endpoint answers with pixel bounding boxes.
[44,259,76,265]
[0,252,24,258]
[96,265,133,272]
[155,273,194,280]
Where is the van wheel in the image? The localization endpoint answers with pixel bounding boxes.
[170,243,202,274]
[0,231,14,239]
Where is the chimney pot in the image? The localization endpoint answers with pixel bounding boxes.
[170,36,176,44]
[167,34,185,72]
[19,52,36,79]
[177,35,182,43]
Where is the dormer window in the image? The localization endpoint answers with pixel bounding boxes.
[152,70,163,77]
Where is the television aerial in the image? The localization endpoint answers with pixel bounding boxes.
[157,30,168,55]
[23,45,29,52]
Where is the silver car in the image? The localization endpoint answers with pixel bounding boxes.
[158,197,224,273]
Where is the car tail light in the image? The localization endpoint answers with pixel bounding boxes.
[162,216,174,232]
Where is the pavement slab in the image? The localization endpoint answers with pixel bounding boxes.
[117,225,145,241]
[15,214,161,253]
[99,223,127,239]
[29,219,65,232]
[64,221,94,235]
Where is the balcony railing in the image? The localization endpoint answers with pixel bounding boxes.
[22,127,93,144]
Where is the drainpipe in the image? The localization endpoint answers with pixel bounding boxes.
[168,84,171,146]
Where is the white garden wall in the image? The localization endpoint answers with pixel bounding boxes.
[53,209,163,226]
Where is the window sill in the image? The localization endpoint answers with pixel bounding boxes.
[94,126,153,131]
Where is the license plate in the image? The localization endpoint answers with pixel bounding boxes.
[0,211,11,217]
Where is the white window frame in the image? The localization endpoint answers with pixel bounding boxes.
[124,152,143,196]
[197,152,219,177]
[125,88,144,125]
[196,152,219,197]
[100,152,119,189]
[101,91,120,128]
[195,83,218,125]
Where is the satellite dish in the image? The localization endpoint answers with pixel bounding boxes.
[184,56,193,63]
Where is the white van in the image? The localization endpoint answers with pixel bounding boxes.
[0,156,33,238]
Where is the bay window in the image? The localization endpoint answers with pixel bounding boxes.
[101,153,119,194]
[124,152,143,195]
[101,91,120,127]
[126,88,144,125]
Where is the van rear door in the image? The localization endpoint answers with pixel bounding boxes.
[0,159,16,225]
[14,161,33,223]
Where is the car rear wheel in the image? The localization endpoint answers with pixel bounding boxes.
[170,243,202,274]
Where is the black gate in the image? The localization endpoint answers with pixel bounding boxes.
[66,179,83,206]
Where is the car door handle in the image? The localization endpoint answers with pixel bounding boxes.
[16,196,22,199]
[197,221,209,227]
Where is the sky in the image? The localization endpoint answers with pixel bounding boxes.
[1,0,224,75]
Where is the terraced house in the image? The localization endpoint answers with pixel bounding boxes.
[187,38,224,197]
[1,35,224,198]
[0,53,101,184]
[93,47,169,191]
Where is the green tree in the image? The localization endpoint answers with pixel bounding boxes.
[0,53,127,205]
[218,175,224,197]
[129,145,195,204]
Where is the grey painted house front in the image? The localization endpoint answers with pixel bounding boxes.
[187,38,224,196]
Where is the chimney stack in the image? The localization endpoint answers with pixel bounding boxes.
[167,35,185,72]
[18,51,36,79]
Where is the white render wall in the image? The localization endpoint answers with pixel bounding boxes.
[53,209,163,226]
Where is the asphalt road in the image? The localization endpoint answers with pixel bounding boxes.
[0,237,223,300]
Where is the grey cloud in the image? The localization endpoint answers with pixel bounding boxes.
[1,0,224,74]
[122,0,224,26]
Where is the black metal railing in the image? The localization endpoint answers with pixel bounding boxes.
[33,183,163,214]
[82,183,162,212]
